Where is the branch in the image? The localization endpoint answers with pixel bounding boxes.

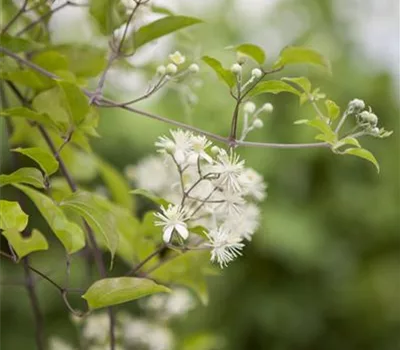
[1,0,29,34]
[126,243,167,276]
[0,46,330,151]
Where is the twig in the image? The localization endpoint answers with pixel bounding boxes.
[126,243,167,276]
[1,0,29,34]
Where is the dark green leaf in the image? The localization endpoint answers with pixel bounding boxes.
[0,167,45,188]
[58,81,90,126]
[135,16,202,49]
[0,200,28,231]
[1,228,48,260]
[343,148,380,173]
[202,56,235,88]
[235,43,266,64]
[14,184,85,254]
[12,147,59,176]
[247,80,301,97]
[273,46,331,72]
[60,191,119,260]
[82,277,170,309]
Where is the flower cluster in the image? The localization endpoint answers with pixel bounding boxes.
[127,129,267,268]
[156,51,200,77]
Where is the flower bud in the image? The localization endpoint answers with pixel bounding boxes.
[188,63,200,73]
[348,98,365,113]
[230,63,242,75]
[236,53,247,64]
[371,127,380,135]
[211,146,220,155]
[261,103,273,113]
[368,113,378,126]
[253,118,263,128]
[156,65,166,75]
[169,51,185,65]
[359,111,370,123]
[243,101,256,114]
[166,63,178,75]
[251,68,262,78]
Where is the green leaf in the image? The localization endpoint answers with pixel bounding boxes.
[0,167,45,189]
[96,157,134,212]
[247,80,301,98]
[273,46,331,72]
[14,184,85,254]
[58,81,90,126]
[90,0,127,35]
[202,56,235,88]
[151,4,175,16]
[130,189,170,207]
[134,16,202,49]
[282,76,312,93]
[0,33,42,52]
[0,107,60,131]
[234,43,266,64]
[325,100,340,120]
[60,191,119,261]
[0,200,28,231]
[82,277,170,310]
[343,148,380,173]
[12,147,59,176]
[295,119,336,143]
[332,137,361,151]
[1,228,48,260]
[150,251,211,304]
[32,51,69,73]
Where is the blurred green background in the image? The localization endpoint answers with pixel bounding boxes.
[1,0,399,349]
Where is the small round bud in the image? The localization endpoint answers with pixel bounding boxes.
[166,63,178,75]
[368,113,378,126]
[359,111,370,123]
[371,127,380,135]
[253,118,264,129]
[251,68,262,78]
[156,65,166,75]
[261,103,273,113]
[188,63,200,73]
[169,51,185,65]
[243,101,256,114]
[236,53,247,64]
[211,146,220,155]
[348,98,365,113]
[230,63,242,75]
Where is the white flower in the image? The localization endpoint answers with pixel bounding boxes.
[82,313,110,344]
[243,101,256,114]
[154,204,189,242]
[212,149,245,193]
[214,190,246,216]
[164,288,195,317]
[239,168,267,201]
[188,134,213,163]
[155,129,192,164]
[169,51,186,65]
[205,227,244,268]
[49,337,74,350]
[223,203,260,241]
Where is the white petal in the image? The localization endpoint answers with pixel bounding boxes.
[175,224,189,240]
[163,226,174,242]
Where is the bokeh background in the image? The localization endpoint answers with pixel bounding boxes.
[1,0,399,349]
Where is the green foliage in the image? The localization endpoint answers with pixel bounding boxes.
[89,0,127,35]
[0,167,45,189]
[134,16,202,49]
[342,148,380,173]
[0,33,42,52]
[202,56,235,88]
[130,188,170,207]
[325,99,340,120]
[14,184,85,254]
[82,277,170,310]
[247,80,301,97]
[12,147,59,176]
[0,107,61,131]
[1,228,48,260]
[234,43,266,64]
[0,200,28,231]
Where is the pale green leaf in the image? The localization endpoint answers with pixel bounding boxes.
[96,157,133,212]
[60,191,119,260]
[235,43,266,64]
[282,76,312,93]
[134,16,202,49]
[151,4,175,16]
[332,137,361,151]
[247,80,301,98]
[32,51,69,73]
[2,228,48,260]
[58,81,90,126]
[343,148,380,173]
[273,46,331,72]
[295,119,336,143]
[325,100,340,120]
[12,147,59,176]
[0,33,43,52]
[14,184,85,254]
[82,277,170,309]
[0,200,28,231]
[130,189,170,207]
[202,56,235,88]
[0,107,60,131]
[0,167,45,188]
